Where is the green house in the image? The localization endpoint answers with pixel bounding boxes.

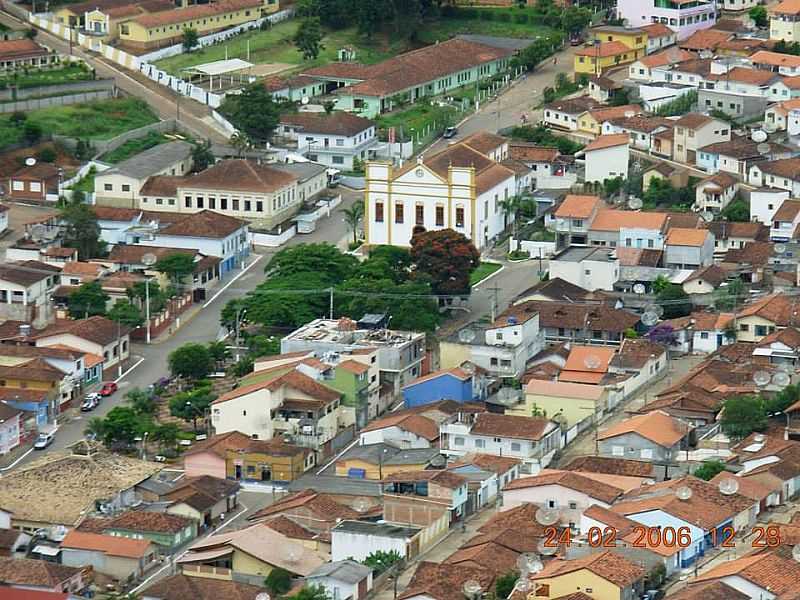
[327,360,371,428]
[102,511,197,553]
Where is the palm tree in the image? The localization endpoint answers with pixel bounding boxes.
[229,131,250,157]
[343,202,364,246]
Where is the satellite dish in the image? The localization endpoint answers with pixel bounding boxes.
[773,371,791,388]
[301,96,310,105]
[754,433,766,443]
[515,578,531,593]
[765,121,778,134]
[699,50,713,60]
[745,18,757,29]
[642,311,659,327]
[675,486,693,501]
[718,477,740,496]
[628,197,643,210]
[584,355,602,370]
[793,544,800,563]
[753,370,772,386]
[29,224,47,242]
[535,506,560,526]
[645,303,664,318]
[141,253,158,267]
[463,580,483,596]
[757,142,772,155]
[538,538,558,556]
[353,498,370,513]
[517,553,543,575]
[633,283,646,295]
[775,243,788,255]
[751,130,768,143]
[25,157,36,167]
[256,594,272,600]
[779,362,794,374]
[700,210,715,222]
[458,328,476,343]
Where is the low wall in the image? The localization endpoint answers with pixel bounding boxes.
[52,119,182,157]
[0,78,115,101]
[250,224,297,247]
[211,110,237,136]
[341,175,365,190]
[509,239,556,257]
[129,292,193,341]
[0,88,113,113]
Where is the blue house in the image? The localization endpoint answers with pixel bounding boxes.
[1,390,57,428]
[402,368,484,409]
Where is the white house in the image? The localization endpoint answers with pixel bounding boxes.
[0,204,8,235]
[672,113,731,166]
[279,112,378,170]
[501,469,624,531]
[770,198,800,242]
[542,97,599,132]
[690,551,800,598]
[331,520,422,562]
[694,172,739,214]
[641,23,678,53]
[765,98,800,132]
[0,260,60,328]
[306,560,373,600]
[616,0,717,41]
[365,137,518,250]
[749,158,800,196]
[439,413,562,473]
[601,115,673,152]
[665,228,715,269]
[549,246,620,291]
[628,47,694,82]
[0,403,22,456]
[581,134,630,183]
[358,412,438,448]
[750,187,790,226]
[752,50,800,77]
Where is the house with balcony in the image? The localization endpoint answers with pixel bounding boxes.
[693,172,738,214]
[617,0,717,41]
[382,469,469,525]
[550,194,603,249]
[0,261,60,328]
[771,0,800,42]
[439,412,562,474]
[672,113,731,166]
[278,112,377,171]
[439,303,544,379]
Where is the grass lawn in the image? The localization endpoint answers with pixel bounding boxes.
[416,18,554,44]
[100,130,172,163]
[470,262,502,286]
[376,103,458,140]
[0,64,94,89]
[0,97,158,146]
[154,22,407,76]
[70,166,96,193]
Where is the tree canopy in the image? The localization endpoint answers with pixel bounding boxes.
[108,299,143,328]
[721,395,768,439]
[60,200,105,260]
[156,253,196,285]
[68,281,109,319]
[86,406,151,447]
[221,82,287,144]
[294,17,324,60]
[693,460,726,481]
[168,343,214,380]
[362,549,402,575]
[169,385,215,431]
[410,229,480,296]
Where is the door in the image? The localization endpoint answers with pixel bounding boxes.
[717,334,724,348]
[261,465,271,481]
[234,464,242,480]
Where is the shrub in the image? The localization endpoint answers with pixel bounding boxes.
[36,147,57,163]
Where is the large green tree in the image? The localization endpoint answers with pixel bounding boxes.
[169,385,215,431]
[182,27,199,52]
[108,299,144,328]
[294,17,324,60]
[410,229,480,296]
[221,82,286,144]
[168,343,214,380]
[721,395,767,439]
[266,242,358,281]
[61,201,105,260]
[657,284,692,319]
[86,406,152,447]
[693,460,726,481]
[68,281,109,319]
[156,253,196,285]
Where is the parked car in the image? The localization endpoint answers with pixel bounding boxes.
[85,392,102,404]
[443,126,458,139]
[81,396,98,412]
[100,382,118,396]
[34,433,54,450]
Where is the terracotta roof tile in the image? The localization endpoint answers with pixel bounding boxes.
[773,0,800,15]
[34,315,131,346]
[669,582,749,600]
[62,530,152,558]
[262,515,319,541]
[575,41,633,58]
[449,453,521,475]
[666,227,710,247]
[508,143,560,163]
[360,412,440,441]
[461,131,508,155]
[553,194,602,219]
[737,293,795,325]
[0,39,49,62]
[399,561,495,600]
[140,175,184,198]
[679,29,732,51]
[564,456,655,478]
[383,469,467,489]
[469,413,553,441]
[0,260,60,286]
[182,159,296,194]
[134,0,262,28]
[640,23,675,38]
[249,489,359,522]
[517,301,640,332]
[590,209,668,232]
[531,550,645,588]
[692,547,800,595]
[106,510,194,534]
[0,557,83,587]
[707,67,778,86]
[583,133,629,152]
[280,112,374,137]
[674,112,714,129]
[755,158,800,180]
[597,410,691,447]
[722,241,773,266]
[638,47,696,69]
[585,104,642,123]
[503,469,624,504]
[141,573,266,600]
[544,96,600,115]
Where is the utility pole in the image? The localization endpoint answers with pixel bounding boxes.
[487,285,501,322]
[145,277,151,344]
[234,308,246,363]
[329,287,334,320]
[116,317,123,378]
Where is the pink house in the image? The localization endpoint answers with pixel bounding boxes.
[183,431,252,479]
[0,402,22,456]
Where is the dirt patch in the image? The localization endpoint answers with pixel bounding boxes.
[248,62,296,77]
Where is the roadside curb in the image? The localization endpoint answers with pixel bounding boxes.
[472,261,505,288]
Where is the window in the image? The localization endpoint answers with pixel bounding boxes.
[104,183,113,191]
[475,439,485,448]
[455,207,465,228]
[454,437,464,446]
[740,323,749,331]
[510,442,521,452]
[641,448,653,459]
[568,501,577,509]
[572,219,583,227]
[332,156,344,165]
[375,202,384,223]
[256,201,263,212]
[612,445,624,456]
[435,205,444,227]
[197,196,204,209]
[122,184,131,192]
[547,499,557,509]
[244,200,251,212]
[395,203,404,224]
[490,357,498,366]
[415,204,424,225]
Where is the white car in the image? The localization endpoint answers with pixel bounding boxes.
[33,433,54,450]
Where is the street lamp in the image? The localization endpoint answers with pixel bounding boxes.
[234,307,247,363]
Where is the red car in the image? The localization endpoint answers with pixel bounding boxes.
[99,382,118,396]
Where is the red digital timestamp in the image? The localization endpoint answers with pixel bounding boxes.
[542,525,783,549]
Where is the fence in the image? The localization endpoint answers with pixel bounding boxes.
[129,292,193,341]
[0,87,114,113]
[250,224,297,247]
[0,78,115,101]
[509,239,556,257]
[211,110,236,136]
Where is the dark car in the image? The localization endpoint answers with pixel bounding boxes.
[100,382,118,396]
[443,127,458,139]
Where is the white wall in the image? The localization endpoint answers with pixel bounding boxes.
[500,484,610,531]
[359,426,430,449]
[549,257,620,291]
[585,144,629,183]
[750,188,791,226]
[331,530,410,562]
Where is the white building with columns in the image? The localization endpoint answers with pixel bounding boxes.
[364,134,522,249]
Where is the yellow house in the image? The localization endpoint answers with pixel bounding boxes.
[118,0,277,51]
[590,26,647,58]
[224,443,310,482]
[577,104,642,136]
[0,357,63,392]
[771,0,800,42]
[179,522,325,581]
[334,444,439,479]
[55,0,175,42]
[519,380,606,429]
[736,293,791,342]
[574,41,640,75]
[530,551,645,600]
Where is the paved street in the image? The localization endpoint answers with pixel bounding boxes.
[8,190,362,469]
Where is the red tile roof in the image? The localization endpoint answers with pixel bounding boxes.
[597,410,691,447]
[503,469,624,504]
[62,530,152,558]
[531,551,645,588]
[134,0,262,28]
[583,133,629,152]
[470,413,554,441]
[159,210,247,239]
